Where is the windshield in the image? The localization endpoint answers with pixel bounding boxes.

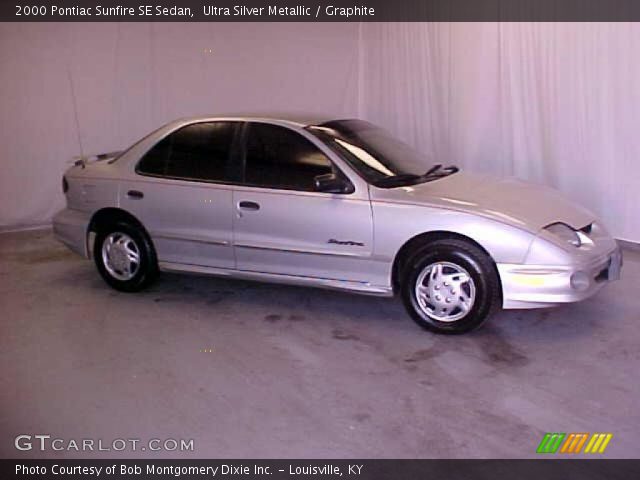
[306,120,453,187]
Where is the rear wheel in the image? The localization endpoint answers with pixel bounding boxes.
[400,239,501,334]
[94,221,158,292]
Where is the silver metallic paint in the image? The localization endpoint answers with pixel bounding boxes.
[53,116,622,310]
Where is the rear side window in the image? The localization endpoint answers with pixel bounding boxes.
[137,122,237,182]
[243,123,333,191]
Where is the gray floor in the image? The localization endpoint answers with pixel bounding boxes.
[1,229,638,459]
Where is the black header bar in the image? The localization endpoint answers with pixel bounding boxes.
[4,0,640,22]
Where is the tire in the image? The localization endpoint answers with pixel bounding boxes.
[400,239,501,334]
[94,220,158,292]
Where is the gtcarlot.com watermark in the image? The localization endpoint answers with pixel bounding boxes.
[15,434,194,452]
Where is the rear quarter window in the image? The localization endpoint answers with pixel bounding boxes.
[136,122,238,182]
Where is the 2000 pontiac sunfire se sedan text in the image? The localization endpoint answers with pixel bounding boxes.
[54,116,622,334]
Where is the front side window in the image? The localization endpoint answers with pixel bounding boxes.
[137,122,238,182]
[243,123,334,191]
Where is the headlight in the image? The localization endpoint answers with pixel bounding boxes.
[545,222,581,247]
[590,221,609,237]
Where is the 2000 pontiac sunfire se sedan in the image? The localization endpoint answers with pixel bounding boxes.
[54,116,622,334]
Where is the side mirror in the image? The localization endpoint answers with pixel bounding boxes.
[314,173,353,194]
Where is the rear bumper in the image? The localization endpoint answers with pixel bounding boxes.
[52,208,90,258]
[498,246,622,309]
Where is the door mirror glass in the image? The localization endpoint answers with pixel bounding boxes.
[314,173,354,194]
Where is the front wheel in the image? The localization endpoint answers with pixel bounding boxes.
[94,221,158,292]
[400,239,501,334]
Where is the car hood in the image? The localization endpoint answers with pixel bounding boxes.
[373,171,595,233]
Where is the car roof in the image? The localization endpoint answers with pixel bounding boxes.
[169,113,334,128]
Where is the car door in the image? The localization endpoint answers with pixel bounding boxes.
[232,122,374,282]
[120,121,240,269]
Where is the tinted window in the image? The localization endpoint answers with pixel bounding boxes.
[307,120,437,186]
[137,122,237,182]
[244,123,333,191]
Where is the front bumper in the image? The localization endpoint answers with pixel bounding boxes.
[52,208,91,258]
[498,246,622,309]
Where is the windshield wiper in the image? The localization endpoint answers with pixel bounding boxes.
[423,164,459,177]
[372,174,424,188]
[373,165,459,188]
[424,164,443,176]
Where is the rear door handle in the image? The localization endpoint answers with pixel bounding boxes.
[127,190,144,199]
[238,201,260,211]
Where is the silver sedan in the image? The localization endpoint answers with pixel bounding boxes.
[53,116,622,334]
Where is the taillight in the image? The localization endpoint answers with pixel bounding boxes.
[62,176,69,194]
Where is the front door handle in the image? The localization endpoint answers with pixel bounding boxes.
[127,190,144,199]
[238,201,260,211]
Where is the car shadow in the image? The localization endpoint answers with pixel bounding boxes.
[50,264,604,347]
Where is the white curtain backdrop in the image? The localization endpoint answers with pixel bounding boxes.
[1,22,638,242]
[361,22,640,242]
[0,22,360,229]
